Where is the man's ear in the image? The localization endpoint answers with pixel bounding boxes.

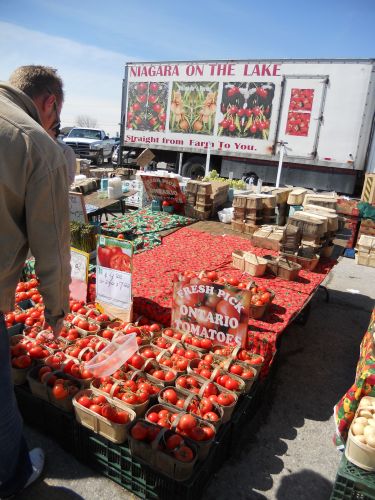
[43,93,55,113]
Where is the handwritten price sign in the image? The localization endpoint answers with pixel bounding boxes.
[69,248,89,302]
[69,192,88,223]
[96,266,132,309]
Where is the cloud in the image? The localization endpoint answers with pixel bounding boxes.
[0,21,134,135]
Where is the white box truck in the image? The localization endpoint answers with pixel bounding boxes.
[119,59,375,194]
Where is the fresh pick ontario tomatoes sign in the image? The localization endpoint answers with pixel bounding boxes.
[96,236,133,310]
[171,280,251,348]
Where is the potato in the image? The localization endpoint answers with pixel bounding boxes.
[367,434,375,448]
[359,410,373,419]
[360,397,375,409]
[352,423,365,435]
[354,434,367,444]
[364,426,375,439]
[367,419,375,427]
[355,417,369,426]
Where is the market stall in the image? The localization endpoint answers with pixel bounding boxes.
[6,176,349,499]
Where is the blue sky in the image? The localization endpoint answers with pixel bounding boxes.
[1,0,374,135]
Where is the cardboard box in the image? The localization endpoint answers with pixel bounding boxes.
[136,149,155,168]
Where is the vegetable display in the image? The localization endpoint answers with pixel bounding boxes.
[70,222,97,253]
[218,82,275,139]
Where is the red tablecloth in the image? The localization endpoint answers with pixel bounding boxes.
[132,227,336,344]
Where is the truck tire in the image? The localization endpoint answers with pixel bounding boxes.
[95,151,104,166]
[242,172,259,185]
[181,156,206,179]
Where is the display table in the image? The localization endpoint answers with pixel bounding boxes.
[130,227,337,374]
[84,189,138,221]
[335,308,375,444]
[101,207,195,252]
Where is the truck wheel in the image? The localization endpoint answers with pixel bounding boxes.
[182,156,206,179]
[242,172,259,185]
[95,151,104,166]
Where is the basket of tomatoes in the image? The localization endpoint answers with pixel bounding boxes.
[10,336,33,385]
[73,389,136,444]
[176,374,238,423]
[129,420,198,481]
[188,357,254,394]
[143,359,178,386]
[145,404,216,460]
[158,387,224,429]
[90,376,152,417]
[212,347,264,373]
[27,365,82,412]
[248,286,275,319]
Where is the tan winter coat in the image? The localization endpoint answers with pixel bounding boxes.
[0,83,71,327]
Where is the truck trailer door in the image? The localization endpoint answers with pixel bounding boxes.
[276,76,327,159]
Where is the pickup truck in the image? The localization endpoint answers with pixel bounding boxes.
[63,128,114,166]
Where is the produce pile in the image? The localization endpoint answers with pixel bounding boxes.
[8,278,265,479]
[70,222,97,254]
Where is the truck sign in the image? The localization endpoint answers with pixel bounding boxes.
[120,59,375,193]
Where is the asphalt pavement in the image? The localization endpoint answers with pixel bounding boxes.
[18,255,375,500]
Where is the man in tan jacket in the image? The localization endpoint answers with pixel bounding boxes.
[0,66,71,497]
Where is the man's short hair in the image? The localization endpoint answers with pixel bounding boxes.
[9,65,64,102]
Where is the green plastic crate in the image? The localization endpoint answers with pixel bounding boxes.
[75,424,228,500]
[331,454,375,500]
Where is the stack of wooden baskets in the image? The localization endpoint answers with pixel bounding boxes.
[232,250,268,277]
[185,181,229,220]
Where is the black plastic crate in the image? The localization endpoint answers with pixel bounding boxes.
[75,423,228,500]
[15,385,77,453]
[330,454,375,500]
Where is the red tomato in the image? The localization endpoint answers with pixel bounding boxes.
[166,434,183,450]
[229,365,243,376]
[89,404,103,415]
[131,422,149,441]
[200,397,213,414]
[178,414,197,431]
[52,383,69,400]
[189,426,206,442]
[201,426,215,440]
[29,346,45,359]
[217,393,235,406]
[163,388,178,405]
[164,371,175,382]
[78,396,92,408]
[204,411,219,422]
[147,412,159,423]
[121,392,138,405]
[92,394,106,405]
[115,410,130,424]
[129,354,144,369]
[101,404,117,422]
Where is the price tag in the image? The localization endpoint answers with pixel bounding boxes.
[69,247,89,302]
[96,235,133,312]
[69,192,88,223]
[96,267,132,309]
